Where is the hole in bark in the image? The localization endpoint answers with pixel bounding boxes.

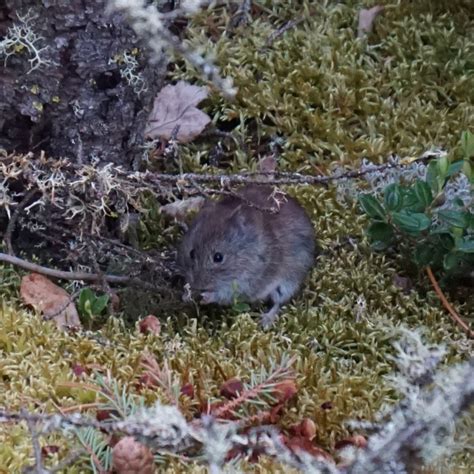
[95,70,121,90]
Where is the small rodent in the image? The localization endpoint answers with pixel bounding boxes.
[177,185,316,327]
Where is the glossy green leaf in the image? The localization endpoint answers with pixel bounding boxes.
[456,236,474,253]
[437,210,468,229]
[426,161,441,193]
[446,160,464,177]
[461,130,474,159]
[367,222,394,249]
[391,211,431,233]
[358,194,385,220]
[443,252,460,270]
[413,180,433,209]
[91,294,109,315]
[383,184,402,211]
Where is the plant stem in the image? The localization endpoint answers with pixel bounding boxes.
[426,266,473,338]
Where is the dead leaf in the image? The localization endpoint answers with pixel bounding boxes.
[290,418,317,441]
[271,379,297,404]
[145,81,211,143]
[357,6,384,38]
[138,314,161,335]
[180,383,195,398]
[20,273,81,329]
[160,196,205,221]
[220,377,244,399]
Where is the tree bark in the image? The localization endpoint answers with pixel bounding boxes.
[0,0,166,168]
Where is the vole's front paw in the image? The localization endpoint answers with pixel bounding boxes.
[200,291,218,304]
[260,305,280,330]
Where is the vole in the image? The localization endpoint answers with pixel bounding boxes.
[177,185,316,328]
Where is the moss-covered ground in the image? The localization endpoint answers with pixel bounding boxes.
[0,0,473,472]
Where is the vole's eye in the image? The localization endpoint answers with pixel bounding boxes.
[213,252,223,263]
[190,249,196,259]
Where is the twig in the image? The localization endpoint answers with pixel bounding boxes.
[133,152,438,188]
[24,413,45,474]
[3,189,37,255]
[426,266,473,338]
[0,252,130,284]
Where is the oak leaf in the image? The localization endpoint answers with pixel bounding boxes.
[145,81,211,143]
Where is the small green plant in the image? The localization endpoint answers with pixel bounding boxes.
[359,132,474,279]
[78,288,110,329]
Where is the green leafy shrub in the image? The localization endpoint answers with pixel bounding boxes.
[359,132,474,279]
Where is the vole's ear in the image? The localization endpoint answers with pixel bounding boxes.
[227,204,251,233]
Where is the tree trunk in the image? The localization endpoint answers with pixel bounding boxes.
[0,0,166,168]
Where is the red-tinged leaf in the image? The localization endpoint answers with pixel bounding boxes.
[41,445,60,457]
[180,383,195,399]
[291,418,317,441]
[220,377,244,399]
[138,315,161,335]
[335,434,368,450]
[272,379,297,404]
[96,409,118,422]
[320,401,333,410]
[135,372,158,391]
[71,363,87,378]
[269,403,284,423]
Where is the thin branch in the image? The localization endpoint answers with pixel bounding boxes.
[426,266,473,338]
[132,153,438,188]
[0,252,130,283]
[24,414,45,474]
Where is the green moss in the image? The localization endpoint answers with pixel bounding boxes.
[173,0,473,170]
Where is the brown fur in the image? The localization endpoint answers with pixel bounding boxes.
[177,185,316,327]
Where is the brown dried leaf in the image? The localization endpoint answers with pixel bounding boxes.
[145,81,211,143]
[160,196,205,221]
[20,273,81,329]
[357,6,384,38]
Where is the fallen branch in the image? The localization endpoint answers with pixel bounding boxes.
[426,266,473,338]
[0,252,131,284]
